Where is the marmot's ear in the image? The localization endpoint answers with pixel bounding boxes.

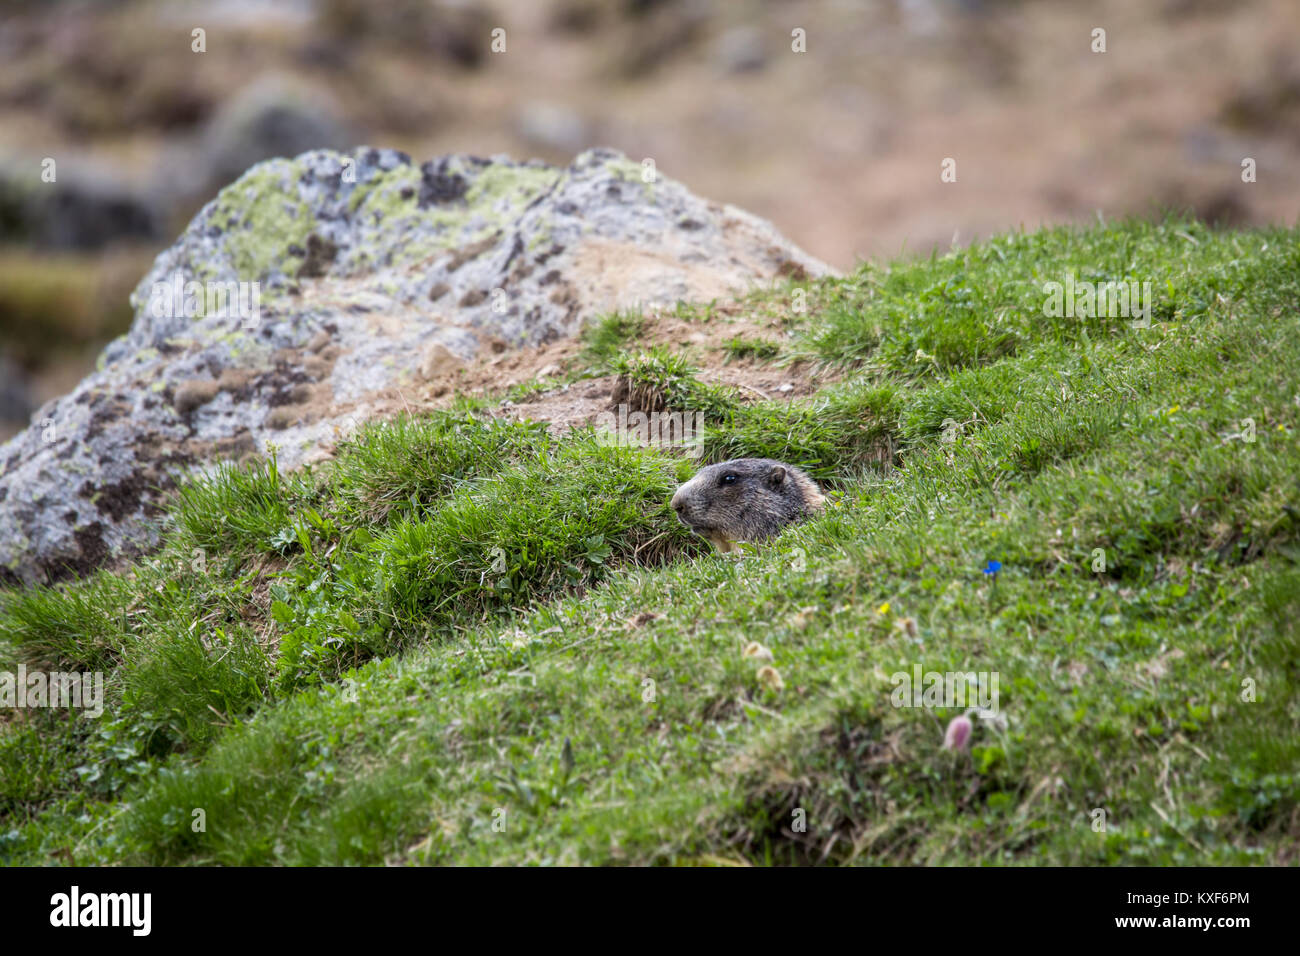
[766,465,787,488]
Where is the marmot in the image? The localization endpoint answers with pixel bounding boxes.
[670,458,825,552]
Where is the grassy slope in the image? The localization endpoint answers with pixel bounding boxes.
[2,217,1298,865]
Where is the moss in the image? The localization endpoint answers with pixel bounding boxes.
[209,160,315,283]
[217,330,260,362]
[602,154,645,182]
[463,163,561,209]
[375,163,563,272]
[202,156,566,285]
[348,162,421,216]
[385,218,483,270]
[603,154,656,201]
[188,259,219,284]
[527,227,553,252]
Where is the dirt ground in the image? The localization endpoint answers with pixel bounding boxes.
[359,300,834,442]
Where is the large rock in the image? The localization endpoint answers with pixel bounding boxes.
[0,147,832,585]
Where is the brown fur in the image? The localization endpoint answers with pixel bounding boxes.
[670,458,824,552]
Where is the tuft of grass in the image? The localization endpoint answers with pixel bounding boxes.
[609,348,736,417]
[722,335,781,362]
[118,621,270,754]
[0,715,84,816]
[331,412,552,521]
[581,309,646,368]
[0,571,132,670]
[704,380,901,483]
[173,453,311,560]
[367,432,694,638]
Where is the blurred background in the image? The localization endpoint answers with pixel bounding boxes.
[1,0,1297,441]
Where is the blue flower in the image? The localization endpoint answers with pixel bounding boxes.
[983,560,1002,577]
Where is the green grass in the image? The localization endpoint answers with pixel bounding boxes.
[608,347,737,417]
[2,216,1298,865]
[580,309,647,368]
[722,335,781,362]
[705,379,901,484]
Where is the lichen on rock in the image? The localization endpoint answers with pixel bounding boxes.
[0,146,833,584]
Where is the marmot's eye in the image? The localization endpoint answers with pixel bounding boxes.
[720,473,738,485]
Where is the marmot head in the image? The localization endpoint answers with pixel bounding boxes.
[670,458,824,552]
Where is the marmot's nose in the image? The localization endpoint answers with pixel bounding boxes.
[671,488,685,513]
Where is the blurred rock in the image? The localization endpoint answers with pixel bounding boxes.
[550,0,606,34]
[1160,182,1250,228]
[714,26,766,74]
[0,354,33,430]
[199,76,352,192]
[615,0,710,77]
[515,102,590,153]
[0,146,833,584]
[1219,56,1300,140]
[899,0,944,36]
[0,159,161,250]
[314,0,494,68]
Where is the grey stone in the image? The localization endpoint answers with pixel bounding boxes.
[0,146,833,585]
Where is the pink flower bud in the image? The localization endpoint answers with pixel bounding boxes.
[943,714,973,751]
